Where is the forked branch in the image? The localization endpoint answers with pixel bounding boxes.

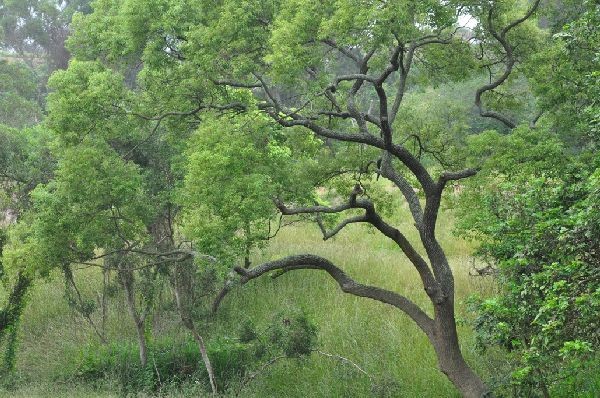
[275,187,442,303]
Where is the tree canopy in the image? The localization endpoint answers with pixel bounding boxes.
[0,0,598,397]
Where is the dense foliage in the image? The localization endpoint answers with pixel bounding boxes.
[0,0,598,397]
[456,2,600,396]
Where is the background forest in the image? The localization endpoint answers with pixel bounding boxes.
[0,0,598,397]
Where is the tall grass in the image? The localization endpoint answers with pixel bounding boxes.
[1,205,498,397]
[213,208,496,397]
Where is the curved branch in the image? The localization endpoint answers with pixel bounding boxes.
[321,39,361,65]
[232,255,434,336]
[251,44,436,196]
[317,214,369,240]
[114,102,244,160]
[379,152,423,225]
[276,199,354,216]
[276,188,441,302]
[529,110,544,128]
[475,0,542,129]
[502,0,543,36]
[211,79,261,88]
[389,33,456,124]
[332,73,377,87]
[437,168,479,190]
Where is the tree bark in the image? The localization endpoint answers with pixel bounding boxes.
[119,267,148,367]
[191,328,218,395]
[431,302,489,398]
[0,272,30,341]
[133,315,148,368]
[172,266,218,394]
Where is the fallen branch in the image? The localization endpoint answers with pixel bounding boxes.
[314,350,373,382]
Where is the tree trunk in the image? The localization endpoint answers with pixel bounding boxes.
[120,268,148,367]
[0,272,30,340]
[172,269,218,394]
[133,317,148,367]
[191,327,218,395]
[124,292,148,367]
[101,267,109,339]
[431,302,489,398]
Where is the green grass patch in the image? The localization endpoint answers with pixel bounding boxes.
[2,207,500,397]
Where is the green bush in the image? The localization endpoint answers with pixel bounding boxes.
[73,337,253,394]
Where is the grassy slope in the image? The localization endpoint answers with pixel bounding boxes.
[2,206,497,397]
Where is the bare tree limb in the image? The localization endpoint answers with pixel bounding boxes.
[317,214,369,241]
[438,168,479,190]
[501,0,543,36]
[474,0,542,129]
[211,79,261,88]
[275,187,441,301]
[378,152,424,225]
[321,39,361,65]
[314,350,373,382]
[231,255,434,335]
[63,265,108,344]
[530,110,544,128]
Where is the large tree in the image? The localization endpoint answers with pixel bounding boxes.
[48,0,546,396]
[203,2,542,396]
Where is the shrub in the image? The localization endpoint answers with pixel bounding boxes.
[74,336,253,394]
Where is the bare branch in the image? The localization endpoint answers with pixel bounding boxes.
[378,152,423,225]
[318,214,369,241]
[231,255,434,335]
[212,276,238,314]
[112,103,204,122]
[389,32,457,124]
[113,102,243,160]
[438,168,479,190]
[475,0,542,129]
[235,355,287,396]
[321,39,361,64]
[63,265,108,344]
[276,187,441,302]
[276,184,363,215]
[211,79,261,88]
[502,0,543,36]
[314,350,373,381]
[529,110,544,128]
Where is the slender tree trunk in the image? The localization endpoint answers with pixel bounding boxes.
[431,301,489,398]
[101,267,108,339]
[119,268,148,367]
[125,294,148,367]
[172,270,218,394]
[1,321,19,372]
[63,266,108,344]
[191,327,218,395]
[133,317,148,368]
